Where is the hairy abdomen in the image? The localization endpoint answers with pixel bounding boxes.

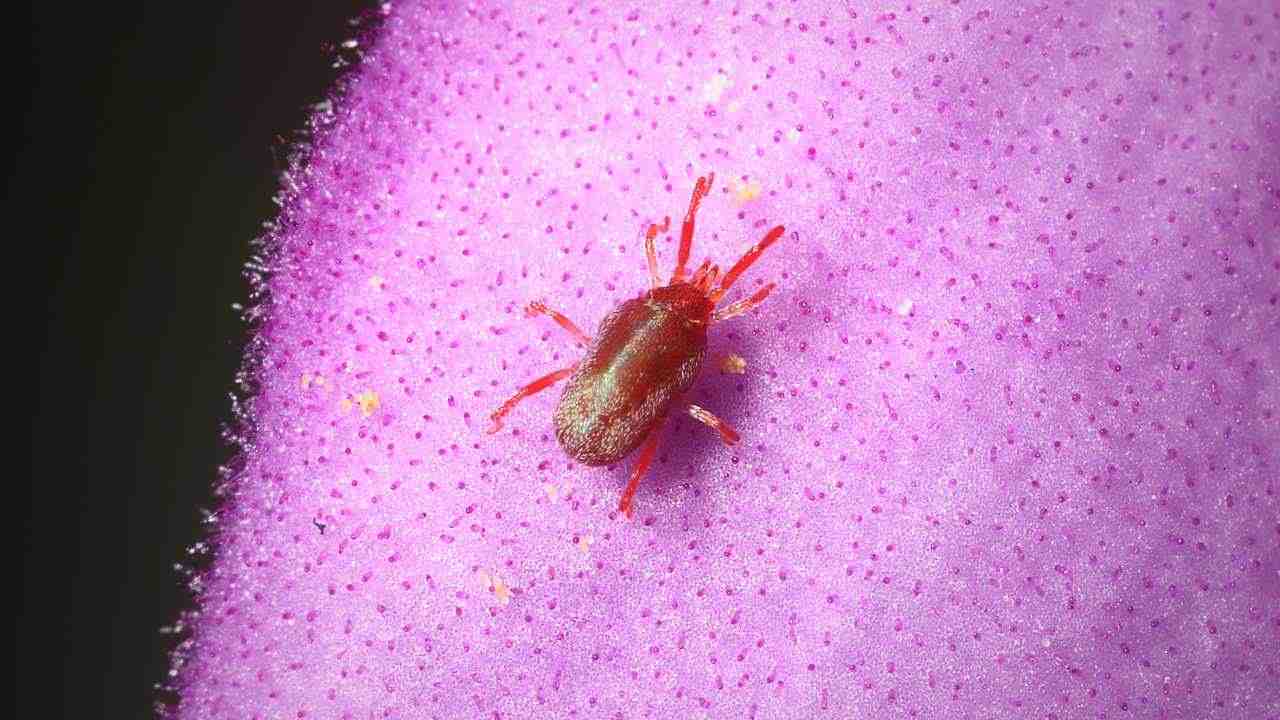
[554,293,707,465]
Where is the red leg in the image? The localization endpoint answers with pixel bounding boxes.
[712,282,775,323]
[526,301,591,346]
[644,217,670,290]
[688,404,740,445]
[672,174,715,284]
[618,428,661,519]
[710,225,785,304]
[688,259,712,287]
[698,265,720,293]
[488,364,577,433]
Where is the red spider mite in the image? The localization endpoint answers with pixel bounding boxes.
[488,173,785,519]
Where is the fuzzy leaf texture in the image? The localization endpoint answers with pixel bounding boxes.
[170,2,1280,719]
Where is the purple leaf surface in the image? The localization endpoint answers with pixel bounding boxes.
[171,2,1279,718]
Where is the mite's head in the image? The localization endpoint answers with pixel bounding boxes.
[642,173,786,328]
[648,282,716,326]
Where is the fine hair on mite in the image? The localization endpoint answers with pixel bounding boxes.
[489,173,786,519]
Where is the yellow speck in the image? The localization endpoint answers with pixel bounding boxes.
[785,127,801,143]
[542,483,559,501]
[720,353,747,374]
[368,275,384,289]
[896,299,914,316]
[313,375,326,387]
[731,178,762,205]
[700,72,732,103]
[576,535,594,555]
[479,571,511,605]
[492,576,511,605]
[338,398,353,412]
[301,373,313,390]
[727,99,742,113]
[356,390,380,417]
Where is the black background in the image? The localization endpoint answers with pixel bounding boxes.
[26,3,366,717]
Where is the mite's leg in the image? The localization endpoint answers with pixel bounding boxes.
[526,301,591,346]
[697,265,721,293]
[712,282,775,323]
[688,404,740,446]
[644,217,670,290]
[688,259,712,288]
[618,428,661,519]
[710,225,786,304]
[487,364,577,433]
[671,173,715,283]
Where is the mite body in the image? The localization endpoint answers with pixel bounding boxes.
[489,174,784,518]
[555,284,711,466]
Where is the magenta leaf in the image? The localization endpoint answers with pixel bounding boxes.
[170,3,1279,718]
